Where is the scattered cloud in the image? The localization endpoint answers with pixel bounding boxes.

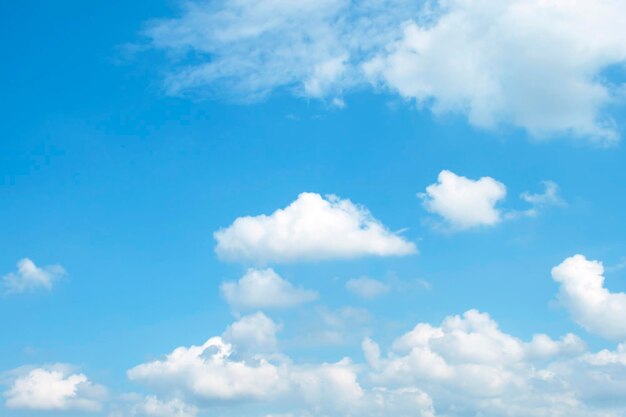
[521,181,565,217]
[420,170,507,231]
[346,277,390,299]
[3,365,106,412]
[552,254,626,341]
[144,0,626,141]
[2,258,66,294]
[221,268,317,311]
[214,192,416,263]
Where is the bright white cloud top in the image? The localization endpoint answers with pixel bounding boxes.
[552,254,626,341]
[221,268,317,310]
[2,258,66,294]
[214,192,416,263]
[420,170,507,230]
[145,0,626,140]
[4,366,105,412]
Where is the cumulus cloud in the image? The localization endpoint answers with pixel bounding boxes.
[552,254,626,341]
[2,258,66,294]
[419,170,507,230]
[346,277,389,299]
[128,334,285,402]
[214,192,416,263]
[363,310,626,417]
[221,269,317,311]
[126,307,626,417]
[127,314,435,417]
[3,365,106,412]
[144,0,626,140]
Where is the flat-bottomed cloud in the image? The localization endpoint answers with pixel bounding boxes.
[214,192,416,263]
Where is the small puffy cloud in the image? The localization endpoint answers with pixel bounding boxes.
[144,0,626,141]
[221,269,317,311]
[552,254,626,341]
[346,277,389,299]
[214,192,416,263]
[2,258,66,294]
[419,170,507,230]
[3,365,106,412]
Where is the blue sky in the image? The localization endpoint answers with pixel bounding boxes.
[2,1,626,416]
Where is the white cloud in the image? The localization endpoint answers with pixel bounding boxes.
[419,170,507,230]
[346,277,389,299]
[222,312,282,355]
[2,258,66,294]
[214,192,416,263]
[127,307,626,417]
[145,0,626,141]
[128,334,286,402]
[520,181,565,217]
[127,315,435,417]
[363,310,626,417]
[3,365,106,412]
[552,254,626,341]
[221,269,317,311]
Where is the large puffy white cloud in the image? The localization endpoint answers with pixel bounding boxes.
[214,193,416,263]
[420,170,507,230]
[552,254,626,341]
[3,365,106,412]
[221,269,317,311]
[2,258,66,294]
[145,0,626,141]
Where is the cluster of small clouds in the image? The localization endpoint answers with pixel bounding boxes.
[144,0,626,141]
[6,254,626,416]
[420,170,564,231]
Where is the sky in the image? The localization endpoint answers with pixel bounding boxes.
[2,1,626,416]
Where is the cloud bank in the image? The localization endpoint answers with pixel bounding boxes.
[126,303,626,417]
[145,0,626,141]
